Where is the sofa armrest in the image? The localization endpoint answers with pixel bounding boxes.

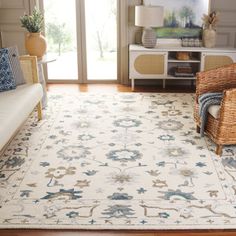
[196,63,236,100]
[19,56,39,84]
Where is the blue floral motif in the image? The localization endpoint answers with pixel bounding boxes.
[0,48,16,92]
[107,149,141,162]
[152,100,174,106]
[41,189,83,200]
[0,173,5,179]
[222,157,236,169]
[40,162,50,167]
[109,143,116,147]
[57,145,91,161]
[20,190,32,198]
[140,220,148,224]
[13,148,23,153]
[107,193,133,200]
[158,135,175,141]
[83,170,98,176]
[196,162,207,168]
[89,219,96,224]
[156,161,166,167]
[159,189,197,200]
[66,211,79,218]
[4,156,25,168]
[113,118,142,128]
[135,143,142,146]
[77,134,95,141]
[159,212,170,218]
[137,188,147,194]
[102,205,135,218]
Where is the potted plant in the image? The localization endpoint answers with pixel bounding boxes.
[20,8,47,59]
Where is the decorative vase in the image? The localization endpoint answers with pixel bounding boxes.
[203,25,216,48]
[142,28,157,48]
[25,32,47,59]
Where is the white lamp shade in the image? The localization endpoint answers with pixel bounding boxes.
[135,5,164,28]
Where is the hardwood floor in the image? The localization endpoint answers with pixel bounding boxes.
[1,84,234,236]
[47,83,195,93]
[1,230,236,236]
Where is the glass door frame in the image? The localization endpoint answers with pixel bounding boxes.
[40,0,122,84]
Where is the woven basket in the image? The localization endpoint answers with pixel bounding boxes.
[176,52,190,60]
[194,63,236,155]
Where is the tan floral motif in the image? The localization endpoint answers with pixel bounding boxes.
[75,180,90,188]
[171,167,197,179]
[45,166,76,179]
[162,147,188,159]
[146,170,160,177]
[153,179,168,188]
[108,172,134,185]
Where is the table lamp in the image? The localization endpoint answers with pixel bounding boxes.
[135,5,164,48]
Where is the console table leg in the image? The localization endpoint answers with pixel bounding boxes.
[163,79,166,89]
[131,79,135,91]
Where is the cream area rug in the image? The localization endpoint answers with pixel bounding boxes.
[0,92,236,230]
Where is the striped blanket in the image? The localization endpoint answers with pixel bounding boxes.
[198,92,223,137]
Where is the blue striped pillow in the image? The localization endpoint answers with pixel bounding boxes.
[0,49,16,92]
[2,46,25,86]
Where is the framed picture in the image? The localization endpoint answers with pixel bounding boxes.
[144,0,210,38]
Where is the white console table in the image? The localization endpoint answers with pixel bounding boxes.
[129,44,236,91]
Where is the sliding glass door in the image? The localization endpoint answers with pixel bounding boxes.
[43,0,78,81]
[84,0,117,80]
[42,0,118,83]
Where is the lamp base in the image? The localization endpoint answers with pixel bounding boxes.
[142,28,157,48]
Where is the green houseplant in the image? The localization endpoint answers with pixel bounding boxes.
[20,8,47,59]
[20,8,44,33]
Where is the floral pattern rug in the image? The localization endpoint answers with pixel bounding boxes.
[0,92,236,230]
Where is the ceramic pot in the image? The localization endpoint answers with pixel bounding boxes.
[203,25,216,48]
[25,32,47,59]
[142,28,156,48]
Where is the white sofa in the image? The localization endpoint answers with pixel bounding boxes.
[0,56,43,152]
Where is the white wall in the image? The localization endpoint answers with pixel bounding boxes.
[211,0,236,47]
[0,0,32,54]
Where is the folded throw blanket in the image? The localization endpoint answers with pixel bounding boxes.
[198,92,223,137]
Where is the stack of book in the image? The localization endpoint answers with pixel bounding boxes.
[174,65,195,77]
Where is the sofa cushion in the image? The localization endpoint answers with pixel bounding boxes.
[0,49,16,92]
[208,105,220,119]
[0,84,43,150]
[6,46,25,86]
